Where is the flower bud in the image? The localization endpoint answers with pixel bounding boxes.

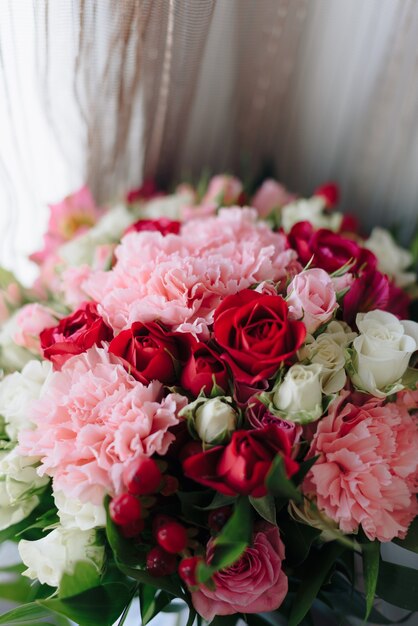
[194,397,238,444]
[273,364,323,423]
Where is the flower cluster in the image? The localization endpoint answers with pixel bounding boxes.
[0,175,417,626]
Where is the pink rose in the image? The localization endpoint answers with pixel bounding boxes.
[192,523,288,620]
[251,179,296,217]
[202,175,243,206]
[13,304,58,352]
[287,268,338,333]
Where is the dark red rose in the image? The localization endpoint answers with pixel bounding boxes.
[213,289,306,384]
[124,218,181,237]
[109,321,185,384]
[126,180,164,204]
[233,377,269,408]
[183,425,299,498]
[288,222,376,273]
[180,339,229,397]
[246,398,301,446]
[314,182,339,207]
[342,267,390,325]
[40,302,113,367]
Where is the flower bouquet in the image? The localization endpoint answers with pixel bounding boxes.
[0,175,417,626]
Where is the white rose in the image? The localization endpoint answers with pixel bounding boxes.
[54,490,106,531]
[0,359,52,441]
[139,190,194,220]
[0,312,33,372]
[194,397,237,444]
[59,204,135,266]
[281,197,343,233]
[364,228,415,288]
[301,334,347,394]
[322,320,357,347]
[351,310,418,397]
[0,448,49,531]
[273,364,323,423]
[19,526,105,588]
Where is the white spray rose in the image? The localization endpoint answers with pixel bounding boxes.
[0,312,33,372]
[59,204,135,266]
[0,359,52,441]
[19,526,105,588]
[139,189,194,220]
[321,320,357,347]
[351,310,418,397]
[181,396,238,444]
[273,364,323,423]
[301,334,347,394]
[0,448,49,530]
[281,197,343,233]
[364,227,415,288]
[54,490,106,531]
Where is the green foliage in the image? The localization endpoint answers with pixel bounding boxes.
[265,456,302,503]
[249,495,277,525]
[361,538,380,621]
[377,559,418,611]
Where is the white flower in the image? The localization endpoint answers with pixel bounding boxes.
[19,526,105,588]
[0,312,33,372]
[54,490,106,531]
[0,359,52,441]
[281,197,343,233]
[351,310,418,397]
[139,190,194,220]
[273,364,323,423]
[364,228,415,287]
[301,334,347,394]
[194,397,237,444]
[322,320,357,347]
[0,448,49,531]
[59,204,135,266]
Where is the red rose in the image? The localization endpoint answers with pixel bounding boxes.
[124,218,181,237]
[180,339,229,397]
[109,321,185,384]
[246,398,301,446]
[342,267,390,325]
[125,180,164,204]
[213,290,306,384]
[183,425,299,497]
[40,302,113,367]
[288,222,376,273]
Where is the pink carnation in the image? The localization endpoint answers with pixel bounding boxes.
[84,208,297,336]
[60,265,93,309]
[192,523,288,621]
[18,347,187,504]
[14,304,58,352]
[304,392,418,541]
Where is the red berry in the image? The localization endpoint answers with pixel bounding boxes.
[122,456,162,496]
[152,514,173,535]
[178,557,201,587]
[146,546,177,577]
[120,517,145,538]
[208,506,232,532]
[110,493,142,526]
[156,521,188,554]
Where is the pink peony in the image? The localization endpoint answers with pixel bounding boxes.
[251,179,296,217]
[18,347,187,504]
[84,209,297,336]
[304,392,418,541]
[287,268,338,333]
[192,523,288,621]
[13,304,58,352]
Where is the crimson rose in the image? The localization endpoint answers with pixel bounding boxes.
[288,222,376,273]
[124,218,181,237]
[40,301,113,367]
[180,340,229,396]
[109,321,185,384]
[213,289,306,384]
[183,424,299,497]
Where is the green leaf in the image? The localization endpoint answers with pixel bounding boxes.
[0,578,33,603]
[249,495,277,524]
[140,585,173,625]
[265,456,302,503]
[362,539,380,621]
[288,542,344,626]
[118,563,185,598]
[40,582,134,626]
[278,517,321,567]
[376,559,418,611]
[197,496,252,584]
[290,456,319,487]
[394,517,418,553]
[402,367,418,389]
[197,492,237,511]
[59,561,101,598]
[0,603,52,624]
